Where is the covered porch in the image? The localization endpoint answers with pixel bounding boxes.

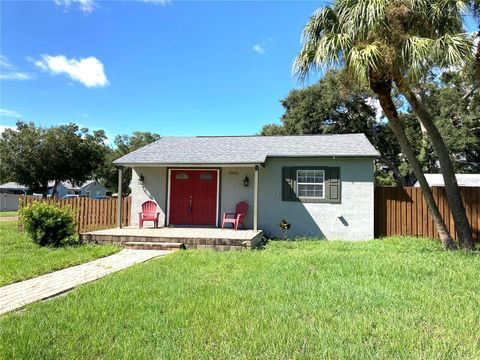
[81,226,264,251]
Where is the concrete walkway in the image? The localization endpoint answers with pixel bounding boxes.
[0,249,171,315]
[0,216,18,222]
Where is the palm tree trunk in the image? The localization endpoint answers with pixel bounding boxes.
[398,83,474,251]
[378,155,406,187]
[476,31,480,86]
[370,78,457,250]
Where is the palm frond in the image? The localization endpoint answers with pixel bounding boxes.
[345,43,384,84]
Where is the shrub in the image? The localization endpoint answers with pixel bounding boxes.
[19,202,76,247]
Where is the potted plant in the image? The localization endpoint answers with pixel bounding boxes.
[279,218,291,240]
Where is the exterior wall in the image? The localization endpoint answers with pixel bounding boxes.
[129,158,374,241]
[81,181,107,198]
[130,166,255,228]
[131,167,168,226]
[0,194,20,211]
[258,157,375,241]
[219,167,255,228]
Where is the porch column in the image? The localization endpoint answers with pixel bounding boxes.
[117,167,123,228]
[253,164,259,231]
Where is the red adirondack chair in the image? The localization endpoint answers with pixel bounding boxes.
[221,201,248,230]
[138,200,160,228]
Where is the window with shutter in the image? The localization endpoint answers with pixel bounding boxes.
[281,166,341,203]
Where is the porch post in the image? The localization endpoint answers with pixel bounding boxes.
[254,164,259,231]
[117,167,123,228]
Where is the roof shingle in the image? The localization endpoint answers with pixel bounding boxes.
[113,134,378,165]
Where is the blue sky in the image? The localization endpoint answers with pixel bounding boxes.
[0,0,328,140]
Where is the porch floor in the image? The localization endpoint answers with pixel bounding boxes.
[81,226,264,251]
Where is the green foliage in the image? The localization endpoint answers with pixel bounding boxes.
[0,220,119,286]
[95,131,160,194]
[20,202,76,247]
[0,122,107,196]
[1,238,479,358]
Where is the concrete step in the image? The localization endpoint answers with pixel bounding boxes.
[124,242,185,250]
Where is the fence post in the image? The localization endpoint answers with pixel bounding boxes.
[117,167,123,228]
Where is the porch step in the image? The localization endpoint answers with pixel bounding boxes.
[124,241,186,251]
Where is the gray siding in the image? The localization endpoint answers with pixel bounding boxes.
[130,157,374,240]
[258,158,374,240]
[81,181,107,197]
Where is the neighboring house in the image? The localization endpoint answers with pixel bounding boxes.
[414,174,480,188]
[0,182,28,194]
[113,134,378,240]
[48,180,107,198]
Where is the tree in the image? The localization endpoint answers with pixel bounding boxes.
[261,70,416,186]
[294,1,462,249]
[96,132,160,194]
[0,122,106,197]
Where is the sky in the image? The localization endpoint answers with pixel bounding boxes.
[0,0,328,140]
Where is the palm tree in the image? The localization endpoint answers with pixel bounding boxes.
[469,0,480,84]
[387,0,475,250]
[293,1,470,250]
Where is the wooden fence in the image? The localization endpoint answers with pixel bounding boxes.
[19,196,131,233]
[375,187,479,242]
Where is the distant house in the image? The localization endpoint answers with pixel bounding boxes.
[414,174,480,188]
[0,182,28,194]
[48,180,107,198]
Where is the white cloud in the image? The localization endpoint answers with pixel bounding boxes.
[0,55,32,81]
[0,125,16,135]
[0,72,32,80]
[142,0,170,4]
[0,109,21,118]
[54,0,95,13]
[366,97,383,121]
[253,44,265,54]
[0,55,13,69]
[34,55,109,88]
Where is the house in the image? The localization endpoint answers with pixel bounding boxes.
[0,182,28,194]
[113,134,378,240]
[48,180,107,198]
[414,174,480,188]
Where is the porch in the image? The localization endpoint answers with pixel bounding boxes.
[81,226,264,251]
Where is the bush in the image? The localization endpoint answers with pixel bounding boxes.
[19,202,76,247]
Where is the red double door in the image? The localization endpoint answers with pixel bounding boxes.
[169,169,218,226]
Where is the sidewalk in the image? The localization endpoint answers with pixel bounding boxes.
[0,249,171,315]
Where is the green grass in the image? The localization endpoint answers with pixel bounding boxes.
[1,237,479,359]
[0,211,17,217]
[0,221,119,286]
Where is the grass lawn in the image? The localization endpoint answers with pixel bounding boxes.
[1,238,479,359]
[0,221,119,286]
[0,211,17,217]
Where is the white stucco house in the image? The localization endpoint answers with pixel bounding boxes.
[113,134,378,240]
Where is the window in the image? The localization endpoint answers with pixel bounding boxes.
[175,172,189,180]
[199,172,213,180]
[296,169,325,199]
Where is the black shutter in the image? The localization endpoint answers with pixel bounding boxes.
[282,167,295,201]
[327,167,341,203]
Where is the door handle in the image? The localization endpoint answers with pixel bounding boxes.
[189,195,192,213]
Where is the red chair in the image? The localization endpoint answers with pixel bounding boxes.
[138,200,160,228]
[222,201,248,230]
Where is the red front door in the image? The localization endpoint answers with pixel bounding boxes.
[169,169,218,226]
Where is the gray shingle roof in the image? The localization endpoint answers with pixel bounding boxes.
[113,134,379,166]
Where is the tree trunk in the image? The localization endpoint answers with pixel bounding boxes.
[378,155,406,187]
[398,82,474,251]
[51,180,60,199]
[369,76,457,250]
[476,31,480,86]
